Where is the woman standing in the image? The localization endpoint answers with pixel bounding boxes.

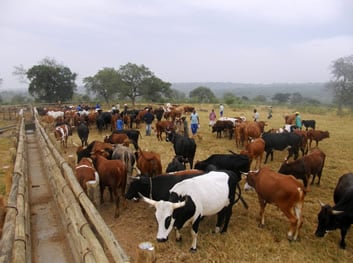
[209,109,217,127]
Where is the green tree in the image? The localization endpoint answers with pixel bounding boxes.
[118,63,171,107]
[290,92,303,105]
[189,86,216,103]
[23,58,77,102]
[83,67,121,104]
[326,55,353,113]
[253,95,267,103]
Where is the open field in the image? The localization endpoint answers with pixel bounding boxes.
[47,104,353,263]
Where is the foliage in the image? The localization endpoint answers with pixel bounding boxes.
[25,58,77,102]
[189,86,216,103]
[326,55,353,114]
[272,93,291,103]
[83,67,121,104]
[253,95,267,103]
[117,63,172,106]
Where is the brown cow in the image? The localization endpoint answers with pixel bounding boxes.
[278,147,326,190]
[245,167,306,241]
[307,130,330,148]
[212,120,234,138]
[54,124,70,149]
[284,114,296,125]
[91,149,127,218]
[75,157,96,193]
[240,138,265,170]
[104,133,130,145]
[155,120,174,141]
[243,122,262,146]
[136,149,162,177]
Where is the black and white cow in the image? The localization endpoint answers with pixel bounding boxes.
[140,170,240,252]
[315,173,353,249]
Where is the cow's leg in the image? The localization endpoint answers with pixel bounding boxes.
[215,208,226,233]
[281,205,299,241]
[339,228,348,249]
[264,151,271,164]
[258,197,267,227]
[190,215,202,252]
[114,188,120,218]
[220,206,233,233]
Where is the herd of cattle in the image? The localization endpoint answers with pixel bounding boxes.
[35,105,353,252]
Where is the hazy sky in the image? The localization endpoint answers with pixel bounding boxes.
[1,0,353,90]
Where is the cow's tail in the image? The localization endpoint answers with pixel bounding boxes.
[235,183,248,209]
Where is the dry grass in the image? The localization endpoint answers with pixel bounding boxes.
[58,104,353,263]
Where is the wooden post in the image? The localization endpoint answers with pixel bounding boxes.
[136,242,156,263]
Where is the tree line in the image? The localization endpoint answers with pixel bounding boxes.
[5,55,353,112]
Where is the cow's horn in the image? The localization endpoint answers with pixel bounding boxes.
[332,210,344,215]
[318,200,325,207]
[172,201,186,210]
[130,176,140,180]
[138,193,156,206]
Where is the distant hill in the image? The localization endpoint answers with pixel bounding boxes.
[171,82,332,104]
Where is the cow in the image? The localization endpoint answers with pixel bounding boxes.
[212,120,234,139]
[244,167,306,241]
[278,147,326,189]
[139,170,241,252]
[240,138,265,170]
[77,122,89,147]
[154,107,165,121]
[302,120,316,130]
[136,149,162,177]
[125,170,205,201]
[113,129,140,150]
[194,153,250,209]
[284,114,296,125]
[243,121,262,146]
[315,173,353,249]
[54,124,70,149]
[166,130,196,169]
[307,130,330,148]
[111,144,136,188]
[166,155,187,173]
[104,133,130,145]
[91,149,127,218]
[96,111,112,132]
[261,132,303,164]
[156,120,174,141]
[75,157,97,193]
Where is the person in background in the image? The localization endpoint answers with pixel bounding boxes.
[181,115,189,137]
[219,104,224,117]
[267,106,273,119]
[116,115,124,131]
[253,109,259,122]
[209,109,217,127]
[295,112,302,130]
[190,109,200,137]
[143,109,155,136]
[111,104,116,114]
[95,103,101,112]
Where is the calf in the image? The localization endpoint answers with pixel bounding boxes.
[91,150,127,218]
[113,129,140,150]
[54,124,70,148]
[167,130,196,169]
[278,147,326,189]
[156,120,174,141]
[245,167,306,241]
[307,130,329,148]
[140,170,241,252]
[240,138,265,170]
[212,120,234,139]
[136,149,162,177]
[111,144,136,187]
[315,173,353,248]
[166,155,187,173]
[104,133,130,145]
[302,120,316,130]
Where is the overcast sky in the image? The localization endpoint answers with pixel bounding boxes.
[1,0,353,90]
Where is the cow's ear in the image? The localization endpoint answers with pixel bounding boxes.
[139,193,156,206]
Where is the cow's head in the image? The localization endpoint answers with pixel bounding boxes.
[139,193,186,242]
[315,201,343,237]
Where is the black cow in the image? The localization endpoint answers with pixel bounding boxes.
[261,132,303,164]
[125,171,204,201]
[315,173,353,249]
[302,120,316,130]
[166,130,196,169]
[154,107,165,121]
[113,129,141,150]
[77,122,89,147]
[166,155,187,173]
[194,153,250,209]
[96,111,112,132]
[76,140,96,163]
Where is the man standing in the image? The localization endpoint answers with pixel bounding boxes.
[143,109,155,136]
[219,104,224,117]
[190,109,200,137]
